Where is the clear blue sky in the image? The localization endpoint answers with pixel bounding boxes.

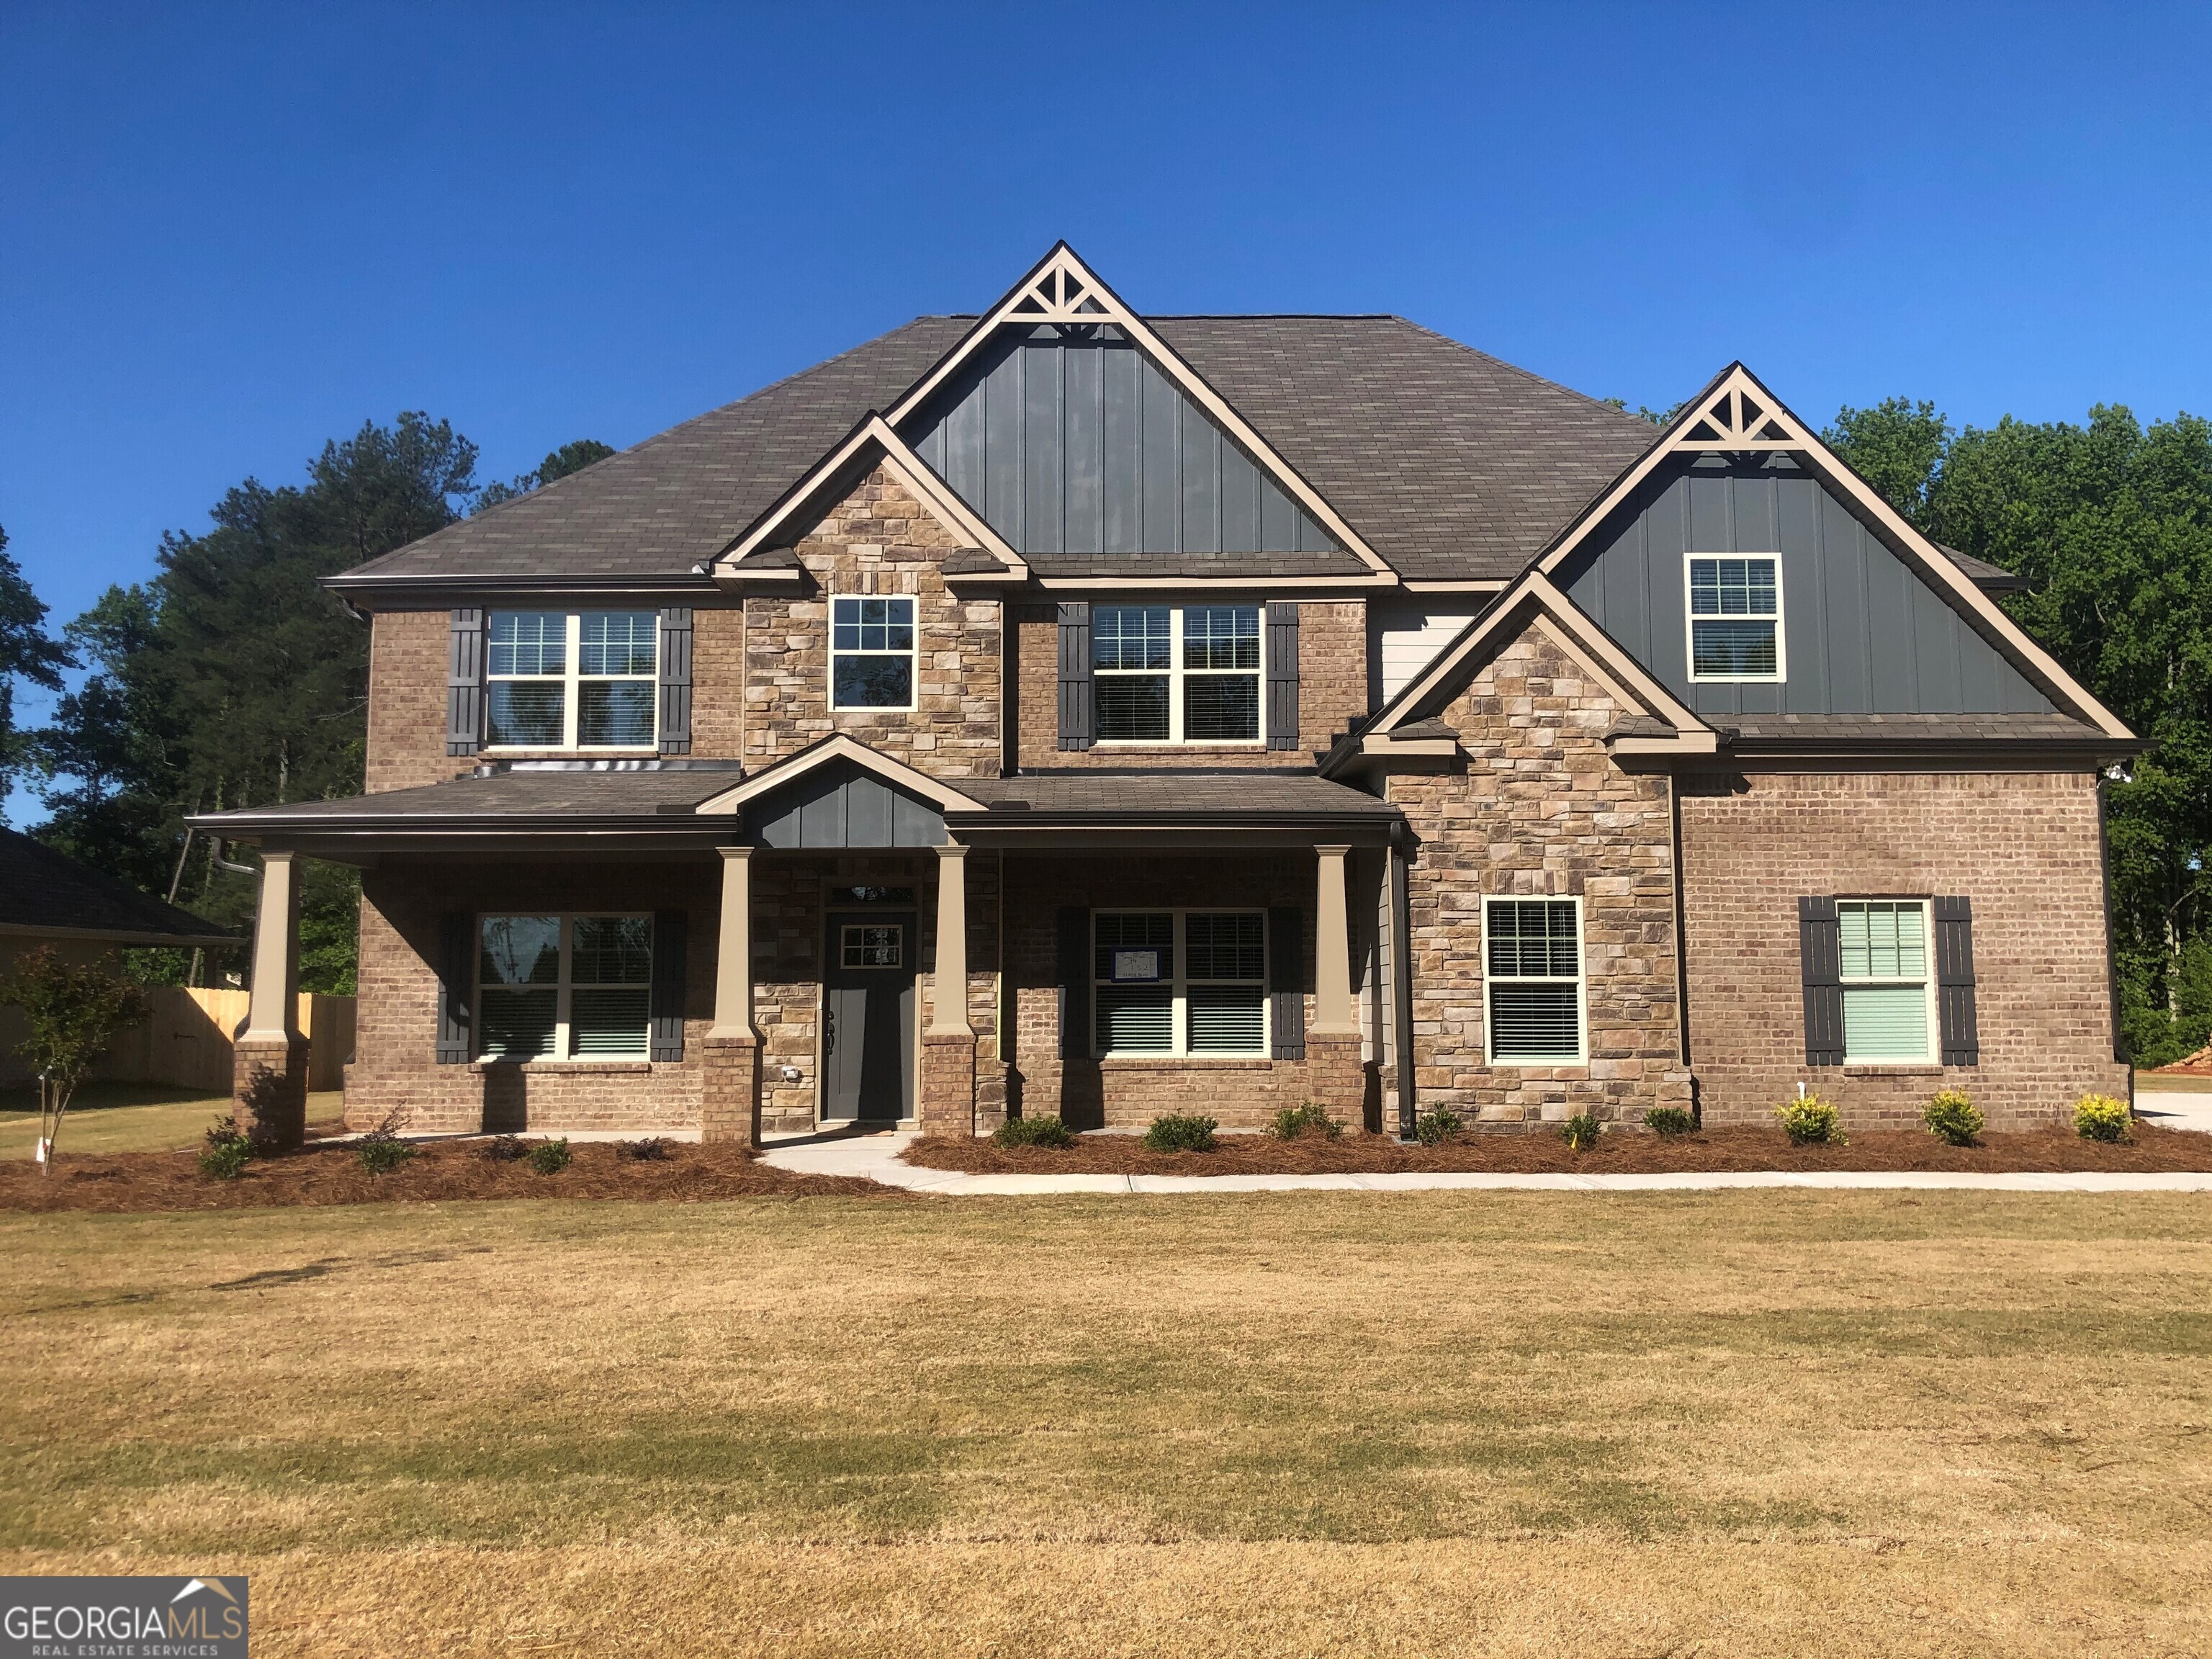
[4,1,2208,644]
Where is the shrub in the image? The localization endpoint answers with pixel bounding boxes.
[1776,1092,1845,1146]
[1922,1089,1984,1147]
[1559,1113,1602,1151]
[2074,1093,2131,1143]
[1413,1107,1462,1146]
[992,1115,1074,1149]
[354,1114,415,1175]
[1644,1107,1694,1137]
[1271,1101,1343,1141]
[528,1137,573,1175]
[478,1134,529,1162]
[1143,1113,1218,1153]
[199,1120,252,1180]
[617,1136,673,1161]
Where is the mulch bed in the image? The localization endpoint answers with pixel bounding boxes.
[0,1138,894,1215]
[904,1123,2212,1177]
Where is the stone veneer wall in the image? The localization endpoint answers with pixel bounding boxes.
[1680,768,2128,1129]
[1390,625,1690,1128]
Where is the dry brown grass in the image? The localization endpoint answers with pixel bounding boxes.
[3,1190,2209,1655]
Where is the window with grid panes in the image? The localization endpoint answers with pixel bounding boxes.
[1092,605,1262,742]
[1483,897,1585,1064]
[477,914,653,1060]
[830,595,916,709]
[485,611,657,748]
[1686,557,1782,680]
[1837,899,1934,1062]
[1092,911,1267,1056]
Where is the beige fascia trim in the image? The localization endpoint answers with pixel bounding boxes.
[881,243,1398,581]
[1608,732,1721,757]
[1033,572,1398,591]
[693,733,990,817]
[1401,579,1508,594]
[1359,735,1459,758]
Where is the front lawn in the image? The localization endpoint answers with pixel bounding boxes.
[1,1190,2208,1656]
[0,1082,345,1160]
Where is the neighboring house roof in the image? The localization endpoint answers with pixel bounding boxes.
[0,829,235,948]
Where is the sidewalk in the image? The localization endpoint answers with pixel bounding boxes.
[757,1129,2212,1196]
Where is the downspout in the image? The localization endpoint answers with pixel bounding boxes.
[1390,829,1417,1139]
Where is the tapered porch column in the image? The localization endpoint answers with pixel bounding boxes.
[702,845,762,1146]
[1306,842,1365,1115]
[232,848,307,1151]
[920,842,978,1136]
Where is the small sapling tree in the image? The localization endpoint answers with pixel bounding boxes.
[0,947,148,1174]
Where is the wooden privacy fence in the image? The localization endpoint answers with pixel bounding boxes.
[91,988,356,1094]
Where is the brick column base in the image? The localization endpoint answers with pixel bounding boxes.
[702,1034,762,1148]
[233,1038,308,1153]
[920,1032,978,1138]
[1305,1033,1364,1119]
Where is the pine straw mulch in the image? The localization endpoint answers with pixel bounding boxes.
[904,1123,2212,1177]
[0,1137,895,1215]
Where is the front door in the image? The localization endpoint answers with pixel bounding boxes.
[822,909,917,1122]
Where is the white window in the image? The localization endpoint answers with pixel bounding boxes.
[1685,557,1784,681]
[485,611,657,749]
[1093,910,1267,1056]
[1484,896,1586,1064]
[477,914,653,1060]
[831,595,917,710]
[1094,605,1263,744]
[1838,899,1936,1063]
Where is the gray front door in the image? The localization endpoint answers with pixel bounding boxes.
[822,909,916,1122]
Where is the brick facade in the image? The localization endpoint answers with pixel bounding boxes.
[364,611,462,794]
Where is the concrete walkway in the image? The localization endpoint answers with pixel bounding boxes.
[757,1128,2212,1196]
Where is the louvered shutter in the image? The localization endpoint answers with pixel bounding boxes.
[436,912,473,1064]
[1057,907,1090,1058]
[1269,904,1305,1060]
[446,608,486,756]
[657,608,693,755]
[1933,895,1979,1066]
[1798,896,1843,1066]
[1265,602,1300,750]
[649,909,686,1061]
[1057,603,1094,751]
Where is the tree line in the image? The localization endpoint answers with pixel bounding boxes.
[0,398,2203,1063]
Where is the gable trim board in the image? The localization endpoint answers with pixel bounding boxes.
[693,733,990,817]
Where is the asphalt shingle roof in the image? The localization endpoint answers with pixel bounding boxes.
[0,829,235,944]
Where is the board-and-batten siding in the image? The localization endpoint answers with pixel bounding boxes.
[905,326,1335,557]
[1560,457,2056,718]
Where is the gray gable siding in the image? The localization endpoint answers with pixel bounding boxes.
[1560,457,2054,719]
[904,326,1334,558]
[747,760,946,849]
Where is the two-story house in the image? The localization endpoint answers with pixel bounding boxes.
[200,245,2136,1150]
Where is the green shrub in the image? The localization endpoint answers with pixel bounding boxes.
[992,1115,1075,1149]
[199,1120,252,1180]
[1143,1113,1218,1153]
[617,1136,673,1161]
[1776,1092,1845,1146]
[354,1115,415,1175]
[528,1137,573,1174]
[1922,1089,1984,1147]
[1271,1101,1343,1141]
[478,1134,529,1162]
[1412,1107,1462,1146]
[2073,1093,2131,1143]
[1559,1113,1602,1152]
[1643,1107,1694,1137]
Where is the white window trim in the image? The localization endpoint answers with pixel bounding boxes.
[829,592,920,714]
[1092,907,1269,1058]
[1683,554,1787,684]
[1837,896,1939,1066]
[1092,605,1267,747]
[1482,894,1588,1066]
[475,912,654,1062]
[482,611,660,752]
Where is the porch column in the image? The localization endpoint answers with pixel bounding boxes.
[920,842,978,1136]
[1307,842,1364,1116]
[703,845,762,1147]
[232,849,307,1151]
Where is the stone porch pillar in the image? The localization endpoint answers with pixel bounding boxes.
[1308,842,1364,1116]
[232,848,307,1151]
[920,842,977,1137]
[703,845,762,1147]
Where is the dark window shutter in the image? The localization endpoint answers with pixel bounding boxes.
[1057,603,1094,751]
[1057,907,1090,1058]
[1269,904,1305,1060]
[649,909,687,1061]
[1265,601,1300,751]
[657,608,693,756]
[1798,896,1843,1066]
[436,912,473,1064]
[446,608,486,757]
[1933,895,1979,1066]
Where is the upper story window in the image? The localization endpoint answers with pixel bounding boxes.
[1837,899,1934,1063]
[831,595,916,710]
[486,611,657,749]
[1484,896,1586,1064]
[1094,604,1262,743]
[1686,557,1784,681]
